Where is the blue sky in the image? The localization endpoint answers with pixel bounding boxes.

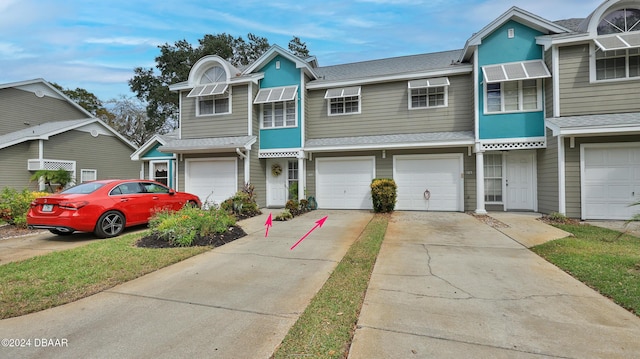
[0,0,602,101]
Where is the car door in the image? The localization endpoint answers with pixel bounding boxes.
[140,182,183,217]
[111,182,149,224]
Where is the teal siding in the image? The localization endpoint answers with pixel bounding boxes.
[260,127,302,149]
[258,55,303,150]
[142,143,172,159]
[478,21,544,66]
[478,21,546,140]
[479,112,546,139]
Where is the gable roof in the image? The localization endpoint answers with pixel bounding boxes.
[130,129,179,160]
[460,6,571,62]
[242,45,318,79]
[0,118,137,151]
[0,78,95,118]
[308,50,470,89]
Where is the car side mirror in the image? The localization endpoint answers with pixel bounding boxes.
[169,189,176,196]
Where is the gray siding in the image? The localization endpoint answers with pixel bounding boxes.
[544,49,554,117]
[558,44,640,116]
[180,85,249,139]
[0,142,38,191]
[306,74,473,139]
[537,128,559,214]
[0,88,88,136]
[305,148,476,211]
[44,130,139,183]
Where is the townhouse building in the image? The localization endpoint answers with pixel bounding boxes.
[143,0,639,220]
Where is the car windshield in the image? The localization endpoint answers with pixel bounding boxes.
[61,182,105,194]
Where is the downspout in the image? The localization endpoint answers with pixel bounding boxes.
[552,45,566,216]
[236,148,250,185]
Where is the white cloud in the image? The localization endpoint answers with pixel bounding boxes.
[85,37,163,47]
[0,42,34,59]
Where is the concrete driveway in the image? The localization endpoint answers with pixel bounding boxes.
[0,210,373,358]
[348,211,640,358]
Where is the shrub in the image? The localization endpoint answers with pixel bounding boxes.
[275,209,293,221]
[220,183,261,218]
[289,181,299,201]
[149,206,236,247]
[0,188,49,228]
[371,178,397,213]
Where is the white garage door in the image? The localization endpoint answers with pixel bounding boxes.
[316,157,375,209]
[186,158,237,207]
[582,144,640,220]
[394,154,463,211]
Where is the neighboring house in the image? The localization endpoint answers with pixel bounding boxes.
[0,79,140,191]
[131,130,179,188]
[162,0,640,220]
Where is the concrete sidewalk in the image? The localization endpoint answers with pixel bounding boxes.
[348,211,640,358]
[0,210,373,358]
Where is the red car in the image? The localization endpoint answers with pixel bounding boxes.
[27,179,201,238]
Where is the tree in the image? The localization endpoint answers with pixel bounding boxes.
[288,36,310,58]
[50,83,111,118]
[105,96,169,147]
[129,33,311,133]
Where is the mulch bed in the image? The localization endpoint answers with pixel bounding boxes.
[0,224,44,239]
[135,225,247,248]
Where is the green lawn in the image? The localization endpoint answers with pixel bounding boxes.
[0,231,209,319]
[272,214,389,359]
[532,223,640,316]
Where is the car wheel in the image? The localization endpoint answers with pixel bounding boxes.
[94,211,125,238]
[186,200,199,208]
[49,229,74,236]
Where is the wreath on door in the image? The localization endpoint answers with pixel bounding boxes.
[271,163,282,177]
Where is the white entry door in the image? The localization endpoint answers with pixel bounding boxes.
[506,151,536,211]
[267,158,288,207]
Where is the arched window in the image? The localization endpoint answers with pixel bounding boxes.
[598,8,640,35]
[201,66,226,84]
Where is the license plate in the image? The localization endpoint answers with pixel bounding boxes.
[42,204,54,212]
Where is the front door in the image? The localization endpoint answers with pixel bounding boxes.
[267,159,288,207]
[506,151,536,211]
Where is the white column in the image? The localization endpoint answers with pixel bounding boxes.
[475,149,487,215]
[557,136,566,215]
[244,150,251,186]
[298,155,305,201]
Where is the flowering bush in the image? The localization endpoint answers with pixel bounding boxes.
[0,188,49,228]
[371,178,397,213]
[148,205,236,247]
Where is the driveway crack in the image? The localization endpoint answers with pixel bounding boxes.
[103,290,295,318]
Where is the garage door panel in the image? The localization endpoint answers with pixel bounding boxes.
[395,155,463,211]
[316,158,374,210]
[583,145,640,220]
[186,159,237,207]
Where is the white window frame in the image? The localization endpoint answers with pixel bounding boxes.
[149,160,169,186]
[591,45,640,82]
[407,78,449,110]
[80,169,97,183]
[196,91,232,117]
[325,87,361,116]
[483,79,542,114]
[261,100,297,129]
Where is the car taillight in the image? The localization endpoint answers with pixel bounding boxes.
[30,201,38,207]
[59,201,89,210]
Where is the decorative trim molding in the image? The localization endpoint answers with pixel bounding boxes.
[259,150,302,158]
[480,140,546,151]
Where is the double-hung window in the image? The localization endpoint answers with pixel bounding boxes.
[486,79,540,113]
[408,77,449,109]
[254,86,298,128]
[482,60,550,114]
[197,94,230,116]
[592,8,640,81]
[188,65,230,116]
[325,87,361,115]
